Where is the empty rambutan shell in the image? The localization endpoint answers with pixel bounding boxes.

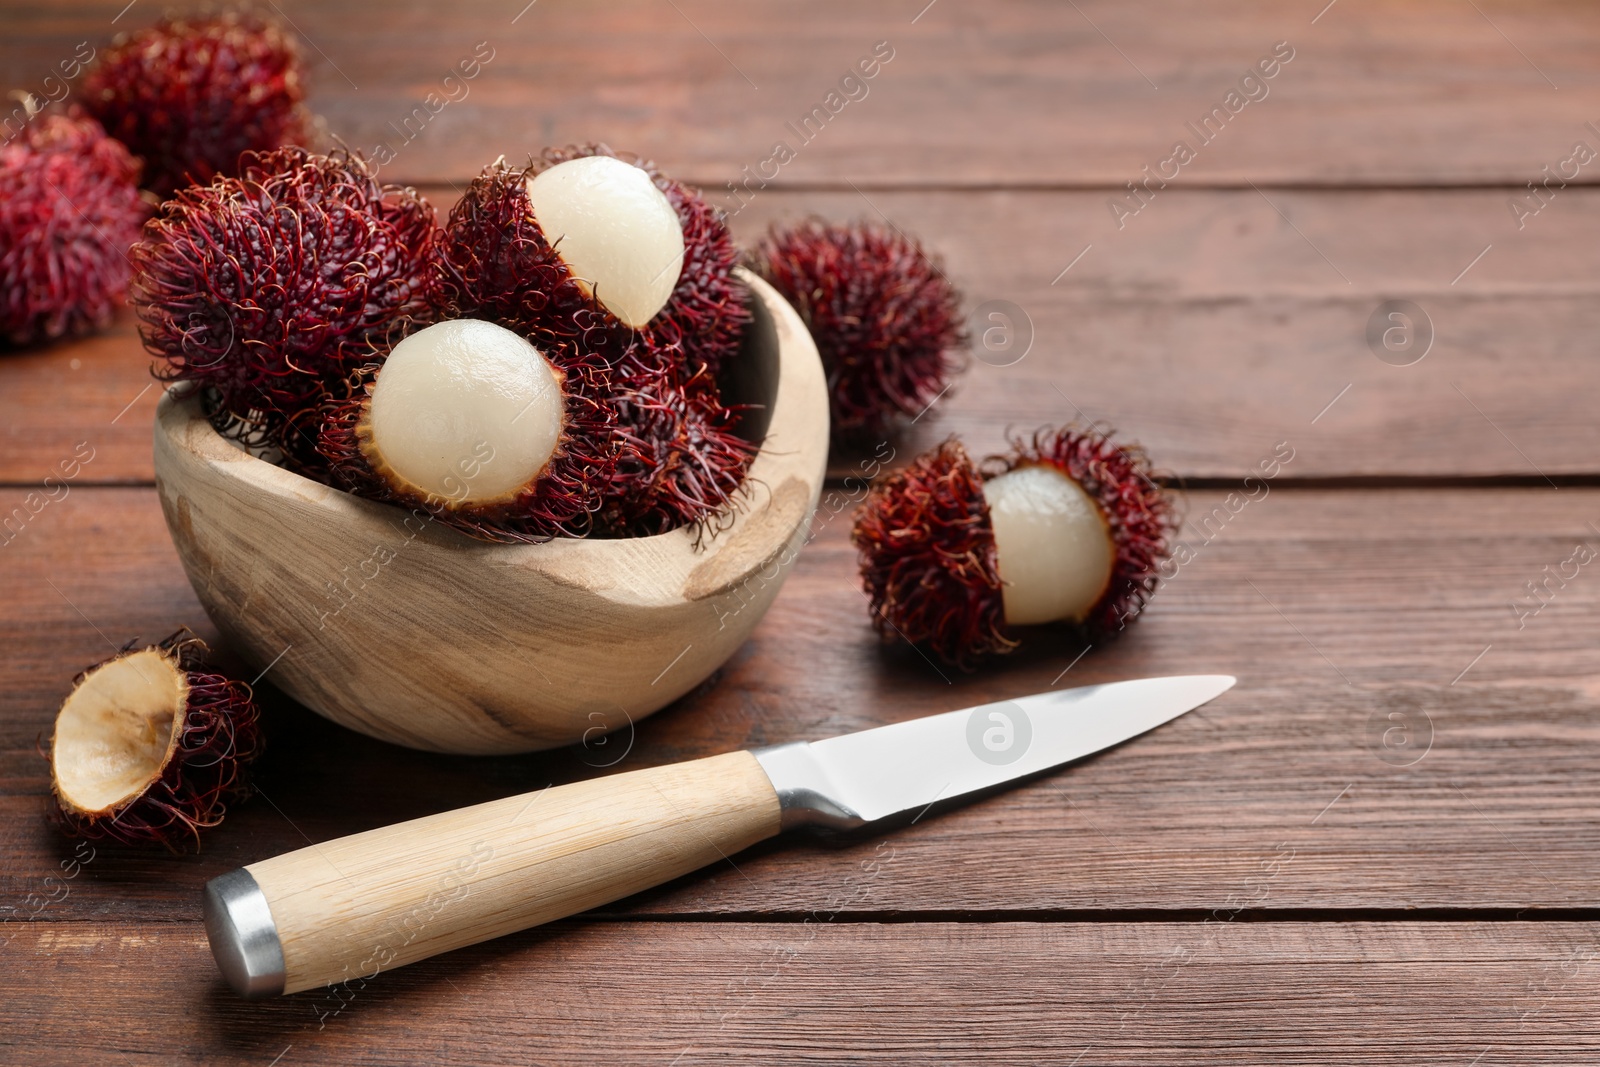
[80,11,312,197]
[749,218,966,438]
[436,145,749,375]
[131,146,436,471]
[851,426,1174,669]
[0,106,147,347]
[318,318,621,542]
[49,631,263,850]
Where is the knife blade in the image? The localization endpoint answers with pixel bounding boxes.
[204,674,1233,997]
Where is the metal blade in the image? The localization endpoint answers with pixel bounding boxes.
[752,675,1234,830]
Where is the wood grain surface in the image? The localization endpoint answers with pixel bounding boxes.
[2,920,1596,1065]
[2,0,1597,1063]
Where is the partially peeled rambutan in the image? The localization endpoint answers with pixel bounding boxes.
[749,219,966,438]
[49,631,263,850]
[80,11,312,197]
[131,146,436,470]
[0,105,147,347]
[435,146,748,374]
[851,426,1174,669]
[317,318,619,542]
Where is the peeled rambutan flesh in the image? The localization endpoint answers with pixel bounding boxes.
[131,146,436,470]
[750,219,966,439]
[852,426,1174,669]
[81,11,311,197]
[49,632,263,850]
[318,318,620,541]
[0,107,147,347]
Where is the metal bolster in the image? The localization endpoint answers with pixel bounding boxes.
[203,868,287,998]
[750,742,867,831]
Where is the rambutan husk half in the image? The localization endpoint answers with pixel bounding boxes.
[49,631,263,851]
[131,145,437,474]
[0,106,148,347]
[81,10,313,197]
[852,426,1174,669]
[749,218,966,439]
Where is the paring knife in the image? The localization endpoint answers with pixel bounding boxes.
[204,674,1234,997]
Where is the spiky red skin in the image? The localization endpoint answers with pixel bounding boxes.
[131,146,437,472]
[81,12,311,197]
[51,633,264,852]
[316,348,621,543]
[852,427,1174,668]
[852,438,1012,670]
[599,359,757,539]
[750,219,965,438]
[435,145,749,375]
[0,110,147,347]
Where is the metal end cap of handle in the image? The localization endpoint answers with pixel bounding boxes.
[203,868,286,998]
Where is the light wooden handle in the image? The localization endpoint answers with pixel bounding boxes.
[236,751,781,994]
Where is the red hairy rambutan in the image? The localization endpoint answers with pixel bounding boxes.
[81,11,311,197]
[317,318,621,542]
[435,145,748,375]
[749,219,966,438]
[599,360,757,538]
[0,106,147,347]
[852,426,1174,669]
[131,146,436,470]
[49,630,264,851]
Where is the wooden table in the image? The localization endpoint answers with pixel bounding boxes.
[4,1,1599,1062]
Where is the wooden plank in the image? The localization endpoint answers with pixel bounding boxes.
[5,486,1600,920]
[1,0,1596,188]
[6,187,1600,485]
[0,919,1595,1064]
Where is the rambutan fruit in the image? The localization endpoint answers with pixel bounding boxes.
[436,146,749,374]
[851,426,1174,669]
[0,105,147,347]
[80,11,312,197]
[49,631,263,850]
[317,318,619,542]
[599,360,757,538]
[749,219,966,438]
[131,146,436,470]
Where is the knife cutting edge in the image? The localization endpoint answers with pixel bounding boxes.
[203,674,1235,997]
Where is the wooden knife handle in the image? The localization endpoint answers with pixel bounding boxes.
[205,751,782,996]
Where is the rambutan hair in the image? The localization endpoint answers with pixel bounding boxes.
[749,218,966,438]
[435,145,749,375]
[852,426,1175,668]
[316,344,622,543]
[49,630,264,851]
[81,11,312,197]
[985,425,1174,637]
[852,438,1012,669]
[131,145,436,470]
[599,359,757,539]
[0,107,147,347]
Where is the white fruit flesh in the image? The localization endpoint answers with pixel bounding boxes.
[52,649,186,814]
[367,319,564,507]
[982,464,1115,626]
[525,155,685,328]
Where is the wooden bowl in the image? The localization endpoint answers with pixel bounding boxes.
[153,270,828,755]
